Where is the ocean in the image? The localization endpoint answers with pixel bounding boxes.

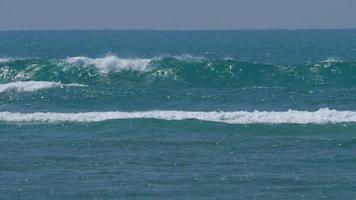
[1,30,356,199]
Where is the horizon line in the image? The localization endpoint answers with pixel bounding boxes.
[1,28,356,32]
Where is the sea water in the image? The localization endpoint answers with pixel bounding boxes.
[1,30,356,199]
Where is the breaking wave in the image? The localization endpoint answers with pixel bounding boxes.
[0,81,87,93]
[1,55,356,87]
[65,55,152,73]
[1,108,356,124]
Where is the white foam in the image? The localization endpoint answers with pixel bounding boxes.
[322,57,343,63]
[1,108,356,124]
[0,58,10,63]
[0,81,87,93]
[171,54,205,62]
[66,55,152,73]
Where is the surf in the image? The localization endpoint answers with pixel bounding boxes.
[1,108,356,124]
[1,55,356,88]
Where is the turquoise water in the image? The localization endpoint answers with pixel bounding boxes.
[1,30,356,199]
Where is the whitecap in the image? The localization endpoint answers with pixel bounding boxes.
[0,81,87,93]
[65,55,152,73]
[0,58,10,63]
[170,54,205,62]
[322,57,343,63]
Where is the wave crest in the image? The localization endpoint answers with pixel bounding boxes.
[0,81,87,93]
[65,55,152,73]
[1,108,355,124]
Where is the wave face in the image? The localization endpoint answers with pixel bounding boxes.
[1,108,355,124]
[1,56,356,88]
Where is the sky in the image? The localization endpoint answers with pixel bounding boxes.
[0,0,356,30]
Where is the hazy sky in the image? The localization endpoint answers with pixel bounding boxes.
[1,0,356,30]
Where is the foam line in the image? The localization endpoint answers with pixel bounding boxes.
[0,108,355,124]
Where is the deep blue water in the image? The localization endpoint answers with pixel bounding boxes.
[1,30,356,199]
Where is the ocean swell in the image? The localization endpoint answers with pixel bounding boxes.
[1,56,356,88]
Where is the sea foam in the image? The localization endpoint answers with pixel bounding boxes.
[322,57,343,63]
[1,108,356,124]
[0,58,10,63]
[0,81,87,93]
[66,55,152,73]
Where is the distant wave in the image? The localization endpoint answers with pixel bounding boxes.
[65,55,152,73]
[1,108,356,124]
[0,81,87,93]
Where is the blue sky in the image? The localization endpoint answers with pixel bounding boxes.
[1,0,355,30]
